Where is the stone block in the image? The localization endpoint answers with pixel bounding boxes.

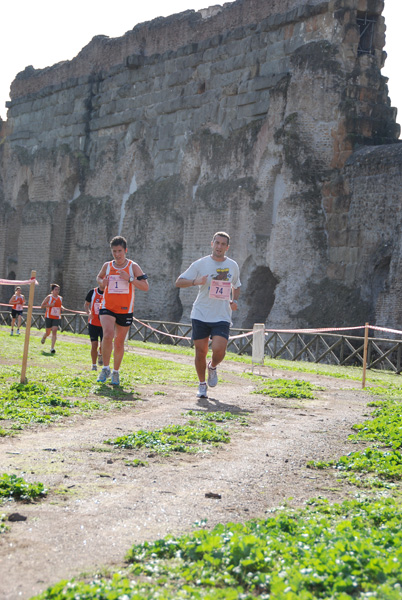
[126,54,145,70]
[238,98,270,118]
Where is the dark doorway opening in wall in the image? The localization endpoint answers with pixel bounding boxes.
[2,271,16,303]
[357,12,377,56]
[243,266,279,329]
[371,255,391,319]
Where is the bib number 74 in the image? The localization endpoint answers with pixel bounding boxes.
[209,279,231,300]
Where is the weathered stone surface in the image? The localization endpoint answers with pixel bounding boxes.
[0,0,401,330]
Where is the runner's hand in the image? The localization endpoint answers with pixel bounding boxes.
[194,275,208,286]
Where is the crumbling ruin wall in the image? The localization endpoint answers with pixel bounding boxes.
[0,0,401,329]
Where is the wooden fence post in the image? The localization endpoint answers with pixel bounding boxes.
[252,323,265,366]
[20,270,36,384]
[362,322,369,389]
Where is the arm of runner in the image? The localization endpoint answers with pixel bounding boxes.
[230,286,240,311]
[40,295,49,309]
[96,264,108,287]
[132,263,149,291]
[175,275,208,288]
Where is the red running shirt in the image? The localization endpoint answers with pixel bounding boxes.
[87,288,104,327]
[12,295,25,311]
[45,296,62,320]
[101,260,135,314]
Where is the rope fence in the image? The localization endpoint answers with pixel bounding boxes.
[2,307,402,380]
[1,271,402,388]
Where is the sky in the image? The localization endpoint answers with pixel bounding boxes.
[1,0,401,133]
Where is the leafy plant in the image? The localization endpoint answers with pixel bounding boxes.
[186,410,249,426]
[0,473,46,502]
[0,378,107,430]
[308,391,402,486]
[349,400,402,449]
[33,497,402,599]
[0,513,6,534]
[124,459,149,468]
[107,423,230,455]
[251,377,323,399]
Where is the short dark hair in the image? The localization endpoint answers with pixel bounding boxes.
[213,231,230,245]
[51,283,60,291]
[110,236,127,249]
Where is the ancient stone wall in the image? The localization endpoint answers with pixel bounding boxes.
[1,0,401,329]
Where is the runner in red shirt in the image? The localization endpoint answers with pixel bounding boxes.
[40,284,64,354]
[96,236,149,386]
[84,285,104,370]
[9,286,25,335]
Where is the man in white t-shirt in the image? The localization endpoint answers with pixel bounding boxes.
[175,231,241,398]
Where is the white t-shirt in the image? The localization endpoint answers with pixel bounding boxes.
[179,255,241,323]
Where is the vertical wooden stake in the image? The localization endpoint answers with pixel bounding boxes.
[362,322,369,389]
[252,323,265,367]
[20,270,36,384]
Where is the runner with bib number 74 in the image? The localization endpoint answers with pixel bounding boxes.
[175,231,241,399]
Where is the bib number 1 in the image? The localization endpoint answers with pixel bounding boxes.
[209,279,231,301]
[108,275,129,294]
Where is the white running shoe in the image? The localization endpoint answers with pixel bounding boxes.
[91,365,97,371]
[207,362,218,387]
[197,383,208,398]
[97,354,103,366]
[111,371,120,386]
[97,367,111,383]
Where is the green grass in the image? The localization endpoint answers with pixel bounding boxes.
[307,379,402,488]
[0,329,197,433]
[3,326,402,598]
[350,400,402,450]
[124,459,149,468]
[0,375,120,432]
[32,496,402,600]
[106,411,249,456]
[186,410,249,426]
[248,376,324,399]
[2,326,400,387]
[107,423,231,455]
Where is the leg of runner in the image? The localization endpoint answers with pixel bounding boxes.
[99,314,115,368]
[41,327,51,344]
[112,325,129,371]
[194,337,209,383]
[207,335,228,387]
[90,340,98,367]
[210,335,227,368]
[50,325,58,353]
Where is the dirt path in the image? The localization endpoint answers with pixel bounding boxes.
[0,348,371,600]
